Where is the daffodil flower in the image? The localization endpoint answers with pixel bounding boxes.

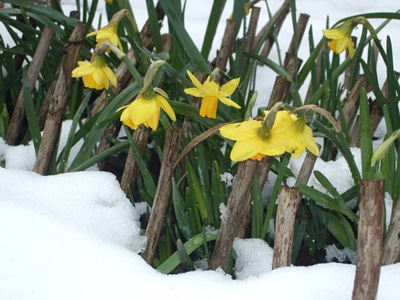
[119,89,176,131]
[219,111,319,162]
[323,22,355,59]
[87,23,122,50]
[87,10,129,50]
[184,70,241,119]
[72,54,117,90]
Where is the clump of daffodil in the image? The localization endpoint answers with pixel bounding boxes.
[87,9,129,50]
[323,21,356,58]
[219,102,319,162]
[72,41,123,90]
[118,61,176,131]
[184,69,241,119]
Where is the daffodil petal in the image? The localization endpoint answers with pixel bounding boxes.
[128,97,158,127]
[220,120,260,141]
[323,29,345,40]
[86,30,98,37]
[120,105,136,129]
[71,62,93,77]
[186,70,205,91]
[218,97,241,109]
[103,66,117,87]
[302,127,320,156]
[144,108,160,131]
[230,138,262,161]
[156,95,176,121]
[219,77,240,97]
[184,87,202,97]
[347,42,355,59]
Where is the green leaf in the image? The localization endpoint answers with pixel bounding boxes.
[251,176,263,239]
[200,0,227,60]
[67,81,140,171]
[22,67,41,154]
[210,161,226,228]
[145,0,163,53]
[172,177,197,240]
[187,161,211,225]
[359,88,374,179]
[299,183,358,224]
[68,139,130,172]
[58,92,92,173]
[159,0,209,72]
[322,211,356,250]
[156,231,217,274]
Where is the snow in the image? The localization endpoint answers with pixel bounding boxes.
[1,0,400,299]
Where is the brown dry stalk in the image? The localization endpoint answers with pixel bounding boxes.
[245,6,261,53]
[267,76,291,109]
[33,23,89,175]
[141,127,182,264]
[352,179,384,300]
[6,26,56,145]
[383,198,400,265]
[272,186,301,269]
[255,0,291,61]
[209,159,258,271]
[291,104,341,132]
[120,125,150,195]
[215,19,238,71]
[283,13,309,71]
[342,75,368,128]
[295,145,320,186]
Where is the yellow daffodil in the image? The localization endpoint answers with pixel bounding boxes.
[184,70,241,119]
[323,22,355,59]
[119,89,176,131]
[219,111,319,162]
[87,23,122,50]
[87,10,129,50]
[72,54,117,90]
[105,0,113,4]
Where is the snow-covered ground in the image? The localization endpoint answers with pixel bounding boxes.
[1,1,400,299]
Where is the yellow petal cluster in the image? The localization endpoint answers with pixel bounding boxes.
[323,22,355,59]
[87,23,122,50]
[184,70,241,119]
[219,111,319,162]
[71,54,117,90]
[119,90,176,131]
